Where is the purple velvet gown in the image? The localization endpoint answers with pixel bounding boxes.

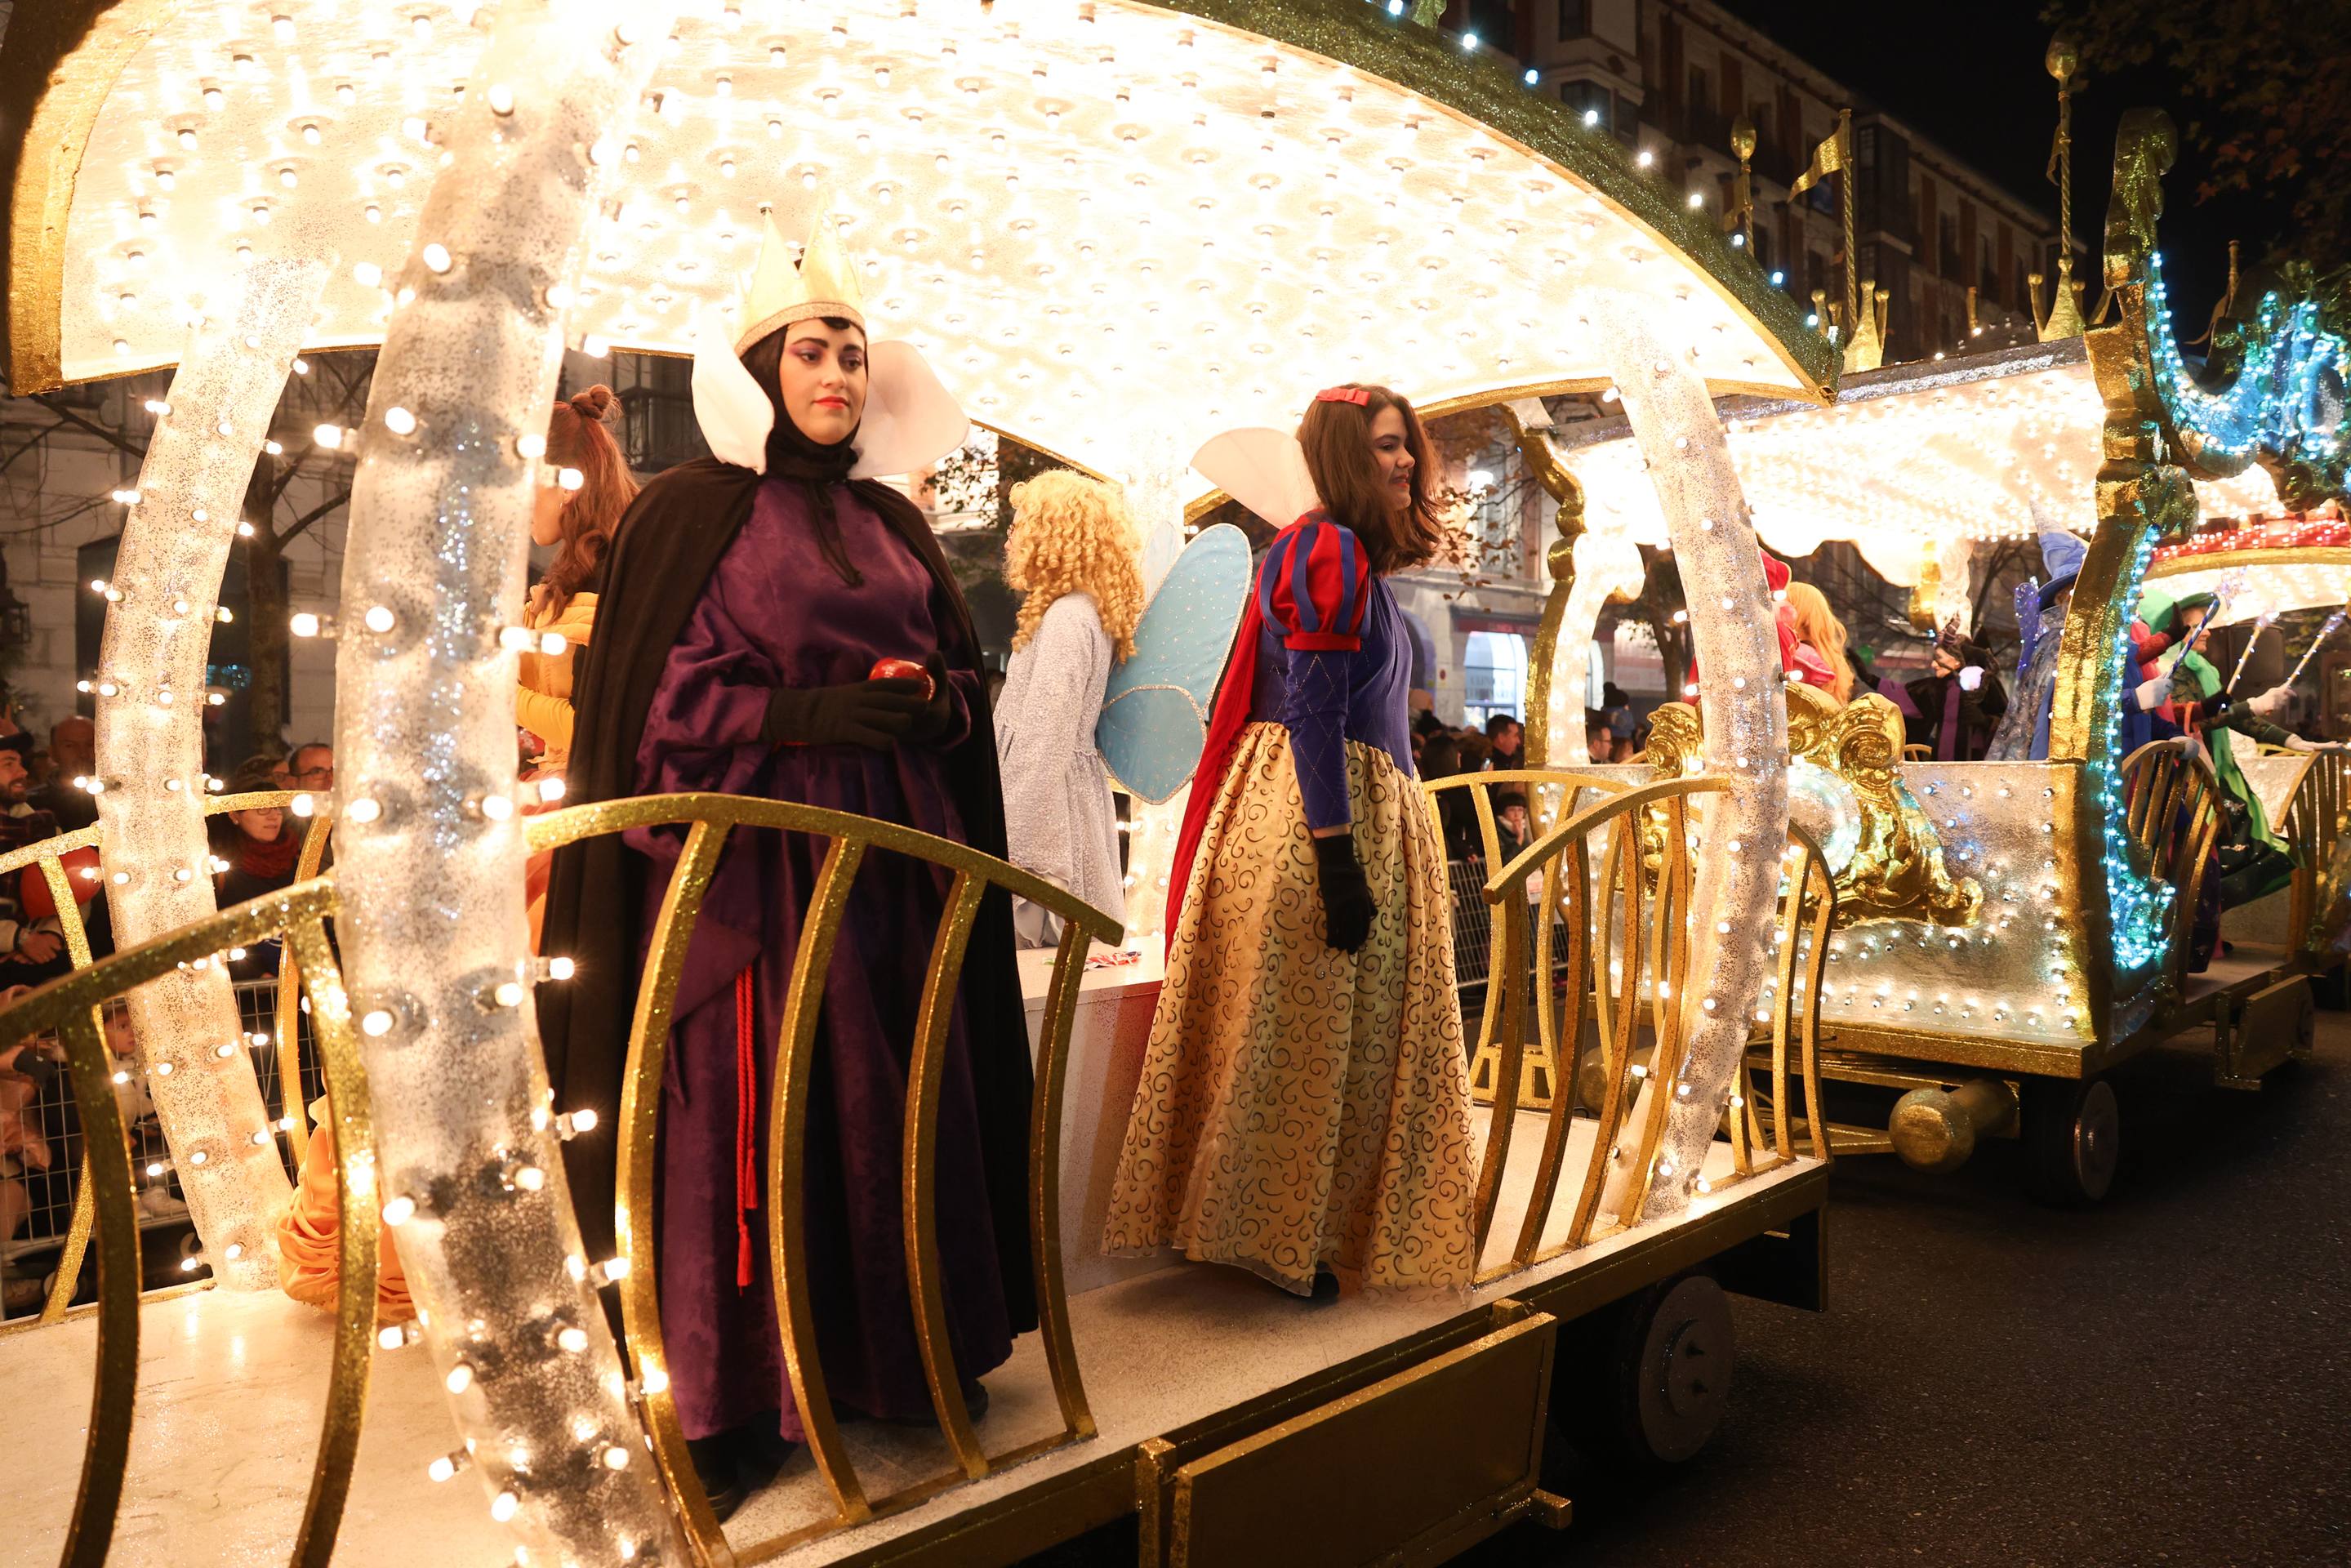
[627,476,1013,1442]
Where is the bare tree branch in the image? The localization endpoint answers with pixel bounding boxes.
[278,488,350,547]
[30,396,146,460]
[0,419,68,478]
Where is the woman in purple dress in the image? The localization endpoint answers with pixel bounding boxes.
[537,212,1031,1517]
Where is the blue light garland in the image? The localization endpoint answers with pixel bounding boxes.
[2144,255,2350,469]
[2099,527,2173,974]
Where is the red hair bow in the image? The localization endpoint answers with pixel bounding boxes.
[1313,385,1370,406]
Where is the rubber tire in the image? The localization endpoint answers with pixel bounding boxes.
[2024,1075,2121,1206]
[1570,1272,1735,1469]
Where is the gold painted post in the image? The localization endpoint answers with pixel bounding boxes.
[1570,815,1643,1250]
[767,837,874,1529]
[1511,408,1589,772]
[55,1001,136,1568]
[902,871,991,1481]
[612,819,737,1566]
[33,852,100,1327]
[273,804,337,1174]
[284,914,378,1568]
[1028,920,1098,1443]
[1507,846,1587,1272]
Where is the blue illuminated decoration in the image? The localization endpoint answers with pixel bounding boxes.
[2098,528,2174,973]
[2144,255,2350,478]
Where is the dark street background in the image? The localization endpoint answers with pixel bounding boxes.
[1463,1011,2351,1567]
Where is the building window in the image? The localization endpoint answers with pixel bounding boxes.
[1463,631,1531,729]
[1614,91,1638,145]
[1560,78,1609,133]
[1557,0,1588,40]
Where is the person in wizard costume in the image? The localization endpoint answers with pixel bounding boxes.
[536,206,1032,1517]
[1101,385,1478,1297]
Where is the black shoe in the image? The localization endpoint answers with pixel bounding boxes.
[741,1410,802,1482]
[686,1433,746,1523]
[1310,1268,1342,1302]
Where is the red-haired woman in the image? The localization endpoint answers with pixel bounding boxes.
[519,384,637,779]
[1102,385,1478,1297]
[519,385,635,941]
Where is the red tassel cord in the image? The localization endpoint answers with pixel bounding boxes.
[734,963,757,1290]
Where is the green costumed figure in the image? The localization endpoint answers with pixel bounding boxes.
[2131,590,2304,909]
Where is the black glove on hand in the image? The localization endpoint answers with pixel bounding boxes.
[906,651,958,744]
[1311,831,1375,955]
[762,678,928,751]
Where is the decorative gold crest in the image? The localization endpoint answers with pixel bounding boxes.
[1645,684,1982,929]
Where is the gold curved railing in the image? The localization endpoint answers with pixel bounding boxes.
[0,791,1117,1567]
[1729,824,1837,1176]
[0,875,374,1568]
[1421,766,1632,1097]
[519,794,1123,1561]
[0,791,336,1326]
[1417,770,1832,1285]
[2278,749,2351,953]
[2118,738,2224,998]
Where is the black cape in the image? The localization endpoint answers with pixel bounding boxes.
[536,457,1037,1334]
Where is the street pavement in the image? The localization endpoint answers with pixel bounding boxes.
[1466,1007,2351,1567]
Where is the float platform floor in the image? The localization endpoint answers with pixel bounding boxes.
[2,1122,1819,1567]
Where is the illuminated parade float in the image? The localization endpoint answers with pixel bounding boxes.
[0,1,1851,1563]
[0,0,2340,1563]
[1536,115,2351,1201]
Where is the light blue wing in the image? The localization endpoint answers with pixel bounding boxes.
[1098,523,1251,804]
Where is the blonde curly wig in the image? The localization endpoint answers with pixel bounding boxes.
[1006,469,1145,664]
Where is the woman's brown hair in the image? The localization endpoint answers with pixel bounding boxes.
[536,384,636,618]
[1295,383,1445,575]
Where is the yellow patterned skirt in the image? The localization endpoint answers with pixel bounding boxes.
[1102,724,1476,1294]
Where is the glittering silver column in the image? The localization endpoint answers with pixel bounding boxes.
[329,3,683,1560]
[1593,304,1789,1224]
[1540,532,1648,768]
[90,257,327,1289]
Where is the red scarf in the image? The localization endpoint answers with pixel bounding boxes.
[236,829,301,882]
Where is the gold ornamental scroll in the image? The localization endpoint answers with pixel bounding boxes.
[1642,686,1979,929]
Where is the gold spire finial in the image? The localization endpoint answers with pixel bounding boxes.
[733,201,867,353]
[2037,34,2086,341]
[1728,114,1757,251]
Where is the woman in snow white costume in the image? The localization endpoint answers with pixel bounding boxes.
[1102,385,1478,1297]
[537,207,1031,1516]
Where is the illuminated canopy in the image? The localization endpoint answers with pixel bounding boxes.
[1561,338,2282,584]
[2144,516,2351,625]
[10,0,1830,483]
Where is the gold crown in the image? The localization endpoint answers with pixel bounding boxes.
[733,203,866,353]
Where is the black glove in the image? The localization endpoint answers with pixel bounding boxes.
[1311,831,1374,955]
[761,678,928,751]
[907,652,958,745]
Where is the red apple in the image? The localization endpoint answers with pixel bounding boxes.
[870,657,933,700]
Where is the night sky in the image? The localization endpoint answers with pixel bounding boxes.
[1714,0,2285,332]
